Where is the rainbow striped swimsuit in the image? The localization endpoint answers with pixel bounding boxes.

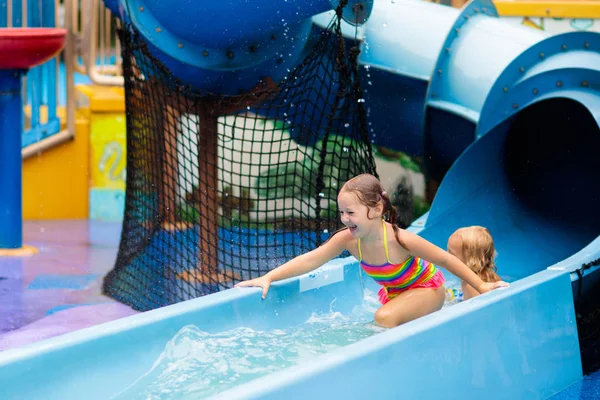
[358,221,443,303]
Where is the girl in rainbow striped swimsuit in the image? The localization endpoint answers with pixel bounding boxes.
[236,174,508,328]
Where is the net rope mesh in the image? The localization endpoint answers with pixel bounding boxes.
[102,6,377,311]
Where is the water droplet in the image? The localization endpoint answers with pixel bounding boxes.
[344,123,350,128]
[357,98,365,103]
[318,192,325,198]
[368,81,372,85]
[246,106,250,110]
[323,229,328,233]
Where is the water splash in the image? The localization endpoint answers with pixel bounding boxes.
[112,291,383,399]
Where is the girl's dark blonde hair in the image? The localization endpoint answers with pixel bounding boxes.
[338,174,408,250]
[453,226,500,282]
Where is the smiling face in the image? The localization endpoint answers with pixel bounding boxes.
[337,190,382,238]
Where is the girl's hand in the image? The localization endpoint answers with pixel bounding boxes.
[478,280,509,294]
[234,275,273,299]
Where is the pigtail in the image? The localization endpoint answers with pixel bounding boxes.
[381,192,409,251]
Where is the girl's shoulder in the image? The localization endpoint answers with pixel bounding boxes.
[327,228,358,257]
[338,227,356,244]
[383,220,403,235]
[328,227,355,246]
[383,221,407,243]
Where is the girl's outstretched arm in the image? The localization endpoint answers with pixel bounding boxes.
[235,229,350,298]
[399,230,508,294]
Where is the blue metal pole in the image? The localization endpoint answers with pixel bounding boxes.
[0,69,25,249]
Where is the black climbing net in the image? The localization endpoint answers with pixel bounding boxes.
[102,5,377,311]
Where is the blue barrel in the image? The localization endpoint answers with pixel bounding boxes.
[105,0,372,94]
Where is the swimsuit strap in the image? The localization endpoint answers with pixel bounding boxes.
[357,237,363,261]
[382,219,393,264]
[357,219,392,264]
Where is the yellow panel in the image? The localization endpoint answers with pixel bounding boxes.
[76,85,125,112]
[23,85,126,220]
[494,1,600,18]
[90,113,127,190]
[23,113,90,220]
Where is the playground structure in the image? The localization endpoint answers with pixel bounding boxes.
[0,27,67,253]
[0,0,600,398]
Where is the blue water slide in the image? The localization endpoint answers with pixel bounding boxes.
[0,256,585,399]
[412,92,600,280]
[360,0,545,161]
[360,0,600,188]
[359,0,600,292]
[103,0,372,94]
[387,0,600,293]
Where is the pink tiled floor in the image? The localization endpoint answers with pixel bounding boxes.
[0,220,139,350]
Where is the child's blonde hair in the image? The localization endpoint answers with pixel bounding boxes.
[453,226,500,283]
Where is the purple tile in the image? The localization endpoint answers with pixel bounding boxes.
[0,220,134,349]
[27,274,100,290]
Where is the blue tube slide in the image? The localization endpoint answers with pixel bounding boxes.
[360,0,542,159]
[361,0,600,299]
[103,0,372,94]
[360,0,600,181]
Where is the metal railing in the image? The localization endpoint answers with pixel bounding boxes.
[78,0,123,85]
[2,0,123,159]
[1,0,75,158]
